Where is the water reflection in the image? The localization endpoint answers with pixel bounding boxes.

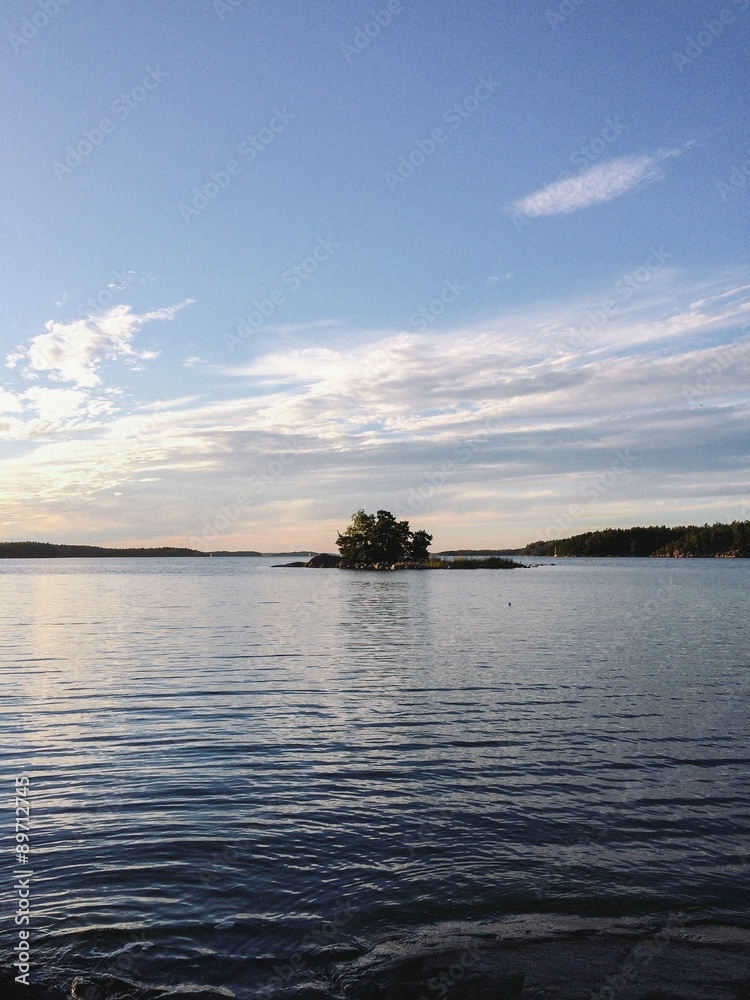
[1,558,749,999]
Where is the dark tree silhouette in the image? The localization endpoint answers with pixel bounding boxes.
[336,510,433,564]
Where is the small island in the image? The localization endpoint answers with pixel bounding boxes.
[275,510,525,570]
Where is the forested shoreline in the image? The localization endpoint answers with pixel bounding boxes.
[0,542,261,558]
[522,521,750,558]
[2,521,749,559]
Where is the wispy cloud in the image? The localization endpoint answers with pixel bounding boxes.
[0,388,24,415]
[1,276,748,546]
[510,150,680,219]
[6,302,191,388]
[21,386,113,423]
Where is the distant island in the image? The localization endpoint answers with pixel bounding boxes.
[436,549,522,556]
[2,520,748,561]
[281,552,524,570]
[277,510,525,570]
[0,542,261,559]
[522,520,750,558]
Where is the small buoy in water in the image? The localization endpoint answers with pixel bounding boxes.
[508,602,511,606]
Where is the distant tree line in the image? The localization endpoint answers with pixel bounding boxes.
[436,549,521,556]
[522,521,750,558]
[0,542,210,558]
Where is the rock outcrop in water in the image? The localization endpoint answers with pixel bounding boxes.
[272,553,522,570]
[71,978,105,999]
[306,552,344,568]
[305,553,430,570]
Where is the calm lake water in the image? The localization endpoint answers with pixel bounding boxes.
[2,557,749,1000]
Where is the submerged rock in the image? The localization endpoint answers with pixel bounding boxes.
[70,980,105,1000]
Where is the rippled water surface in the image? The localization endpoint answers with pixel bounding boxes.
[2,557,749,999]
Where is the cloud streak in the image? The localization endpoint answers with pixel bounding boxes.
[6,302,190,388]
[510,151,679,219]
[1,276,748,547]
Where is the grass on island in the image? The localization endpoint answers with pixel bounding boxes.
[425,556,524,569]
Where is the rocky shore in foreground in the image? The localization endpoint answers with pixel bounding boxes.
[4,916,750,1000]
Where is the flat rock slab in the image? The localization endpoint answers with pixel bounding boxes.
[5,919,749,999]
[335,940,524,1000]
[332,919,750,1000]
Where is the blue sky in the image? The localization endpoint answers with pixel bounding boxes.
[1,0,749,550]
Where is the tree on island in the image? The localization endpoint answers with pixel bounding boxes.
[336,509,432,565]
